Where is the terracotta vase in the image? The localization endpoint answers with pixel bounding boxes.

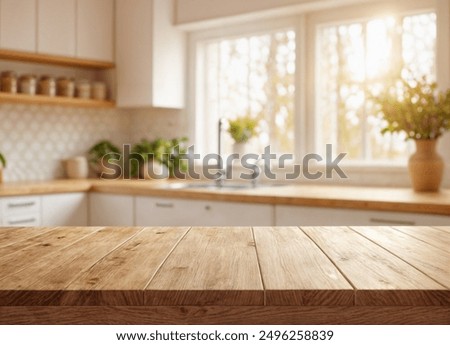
[408,139,444,192]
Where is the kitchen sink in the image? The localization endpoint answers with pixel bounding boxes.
[161,182,254,190]
[161,181,287,190]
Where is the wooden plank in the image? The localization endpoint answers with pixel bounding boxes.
[393,226,450,253]
[352,226,450,288]
[0,227,54,249]
[302,226,449,306]
[0,306,448,325]
[0,48,115,69]
[0,92,115,108]
[432,226,450,234]
[64,227,190,306]
[145,227,264,306]
[253,227,353,306]
[0,227,142,306]
[0,227,101,281]
[0,180,91,197]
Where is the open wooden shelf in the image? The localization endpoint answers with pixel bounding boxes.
[0,92,115,108]
[0,49,115,69]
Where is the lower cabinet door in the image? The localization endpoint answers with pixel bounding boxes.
[3,213,41,227]
[42,193,88,226]
[275,205,450,226]
[135,196,274,226]
[89,193,134,226]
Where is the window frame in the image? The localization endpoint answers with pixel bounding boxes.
[305,0,442,168]
[187,16,305,158]
[187,0,448,170]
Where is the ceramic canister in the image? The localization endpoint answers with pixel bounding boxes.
[65,156,89,179]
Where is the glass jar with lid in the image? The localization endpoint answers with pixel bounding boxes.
[57,77,75,97]
[38,75,56,96]
[92,82,107,100]
[1,71,18,93]
[76,79,91,99]
[19,74,37,95]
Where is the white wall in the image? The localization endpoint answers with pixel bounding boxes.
[175,0,374,28]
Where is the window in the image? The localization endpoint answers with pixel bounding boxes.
[197,28,296,156]
[316,12,437,162]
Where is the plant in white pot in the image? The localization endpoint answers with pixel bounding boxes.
[88,140,122,179]
[227,115,259,156]
[373,76,450,192]
[130,137,188,179]
[0,153,6,184]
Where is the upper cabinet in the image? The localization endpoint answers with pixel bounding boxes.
[76,0,114,61]
[0,0,36,52]
[116,0,186,108]
[37,0,76,56]
[0,0,114,63]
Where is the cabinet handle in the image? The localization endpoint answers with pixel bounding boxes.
[155,202,174,208]
[369,218,415,226]
[8,217,37,225]
[205,205,211,211]
[7,201,36,208]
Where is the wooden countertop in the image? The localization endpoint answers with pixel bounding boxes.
[0,226,449,324]
[1,179,450,215]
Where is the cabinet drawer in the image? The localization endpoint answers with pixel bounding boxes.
[275,205,450,226]
[3,212,41,227]
[136,196,274,226]
[2,196,41,216]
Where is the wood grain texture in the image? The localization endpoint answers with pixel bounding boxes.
[433,226,450,234]
[90,180,450,215]
[1,179,450,215]
[0,306,448,325]
[351,226,450,288]
[145,227,264,306]
[64,227,190,306]
[0,179,92,196]
[0,227,53,249]
[392,226,450,253]
[0,227,100,280]
[0,227,142,306]
[0,92,115,108]
[302,226,449,306]
[0,48,114,69]
[253,227,353,306]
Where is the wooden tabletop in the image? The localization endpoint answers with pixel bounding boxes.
[1,179,450,215]
[0,226,448,308]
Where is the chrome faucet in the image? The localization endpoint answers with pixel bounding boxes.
[216,118,226,187]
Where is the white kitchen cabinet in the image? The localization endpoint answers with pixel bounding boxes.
[41,193,88,226]
[275,205,450,226]
[1,196,41,227]
[89,193,134,226]
[135,196,274,226]
[37,0,76,56]
[76,0,114,61]
[116,0,186,108]
[0,0,36,52]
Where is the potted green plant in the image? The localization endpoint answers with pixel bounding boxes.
[227,115,259,155]
[0,152,6,184]
[88,140,122,178]
[131,137,188,179]
[373,76,450,191]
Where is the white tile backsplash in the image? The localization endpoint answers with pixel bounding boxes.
[0,104,128,181]
[0,104,184,182]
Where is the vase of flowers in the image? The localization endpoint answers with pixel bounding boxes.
[374,76,450,192]
[227,115,259,156]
